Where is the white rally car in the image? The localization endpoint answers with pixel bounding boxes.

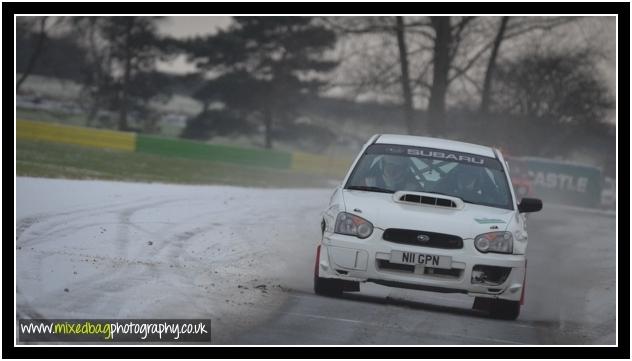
[314,134,542,320]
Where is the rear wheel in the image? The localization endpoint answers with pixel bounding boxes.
[473,297,521,320]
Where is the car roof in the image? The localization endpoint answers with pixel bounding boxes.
[374,134,497,158]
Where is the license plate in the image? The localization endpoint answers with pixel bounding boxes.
[390,251,452,269]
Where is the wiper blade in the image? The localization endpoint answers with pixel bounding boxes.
[422,191,450,197]
[346,185,394,194]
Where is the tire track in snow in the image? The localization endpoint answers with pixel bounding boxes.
[16,181,295,331]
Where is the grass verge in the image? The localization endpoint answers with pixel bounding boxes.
[16,139,339,188]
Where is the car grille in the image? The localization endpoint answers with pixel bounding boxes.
[376,260,463,280]
[377,260,415,273]
[382,228,463,249]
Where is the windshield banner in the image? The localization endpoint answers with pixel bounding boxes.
[366,144,502,170]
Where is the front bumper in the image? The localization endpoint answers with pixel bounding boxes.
[318,230,526,301]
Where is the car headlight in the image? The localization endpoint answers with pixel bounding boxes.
[474,231,513,254]
[334,212,373,239]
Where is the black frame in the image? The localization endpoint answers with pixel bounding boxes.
[5,1,629,359]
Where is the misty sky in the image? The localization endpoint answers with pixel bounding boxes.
[157,16,616,77]
[159,16,231,38]
[156,15,616,118]
[156,16,231,74]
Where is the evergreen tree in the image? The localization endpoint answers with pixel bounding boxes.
[99,17,173,131]
[183,17,338,148]
[73,16,175,131]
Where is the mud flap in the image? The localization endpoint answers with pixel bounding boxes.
[314,244,321,278]
[520,259,527,305]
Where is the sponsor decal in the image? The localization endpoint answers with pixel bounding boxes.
[385,146,405,154]
[529,171,589,193]
[367,144,501,169]
[407,148,485,165]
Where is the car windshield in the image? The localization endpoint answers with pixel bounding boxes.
[345,143,514,210]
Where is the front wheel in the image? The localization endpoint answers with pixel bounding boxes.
[314,276,344,296]
[491,299,521,320]
[313,245,360,297]
[473,297,521,320]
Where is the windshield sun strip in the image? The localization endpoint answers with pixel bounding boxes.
[343,145,514,210]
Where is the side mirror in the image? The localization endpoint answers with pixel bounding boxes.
[518,198,543,213]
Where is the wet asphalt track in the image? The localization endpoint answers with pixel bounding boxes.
[230,205,616,345]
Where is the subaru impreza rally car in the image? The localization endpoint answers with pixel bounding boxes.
[314,134,542,320]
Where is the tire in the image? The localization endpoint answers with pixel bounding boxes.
[313,245,359,297]
[472,296,492,311]
[473,297,521,320]
[490,299,521,320]
[314,276,344,297]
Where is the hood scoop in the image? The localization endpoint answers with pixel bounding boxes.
[393,191,464,210]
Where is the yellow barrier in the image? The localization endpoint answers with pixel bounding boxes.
[16,119,136,152]
[291,152,352,178]
[16,119,352,176]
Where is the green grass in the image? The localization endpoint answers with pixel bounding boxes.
[16,139,338,188]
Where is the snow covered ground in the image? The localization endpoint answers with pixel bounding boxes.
[16,177,332,343]
[15,176,617,345]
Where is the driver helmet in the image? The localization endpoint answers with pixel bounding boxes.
[382,155,408,187]
[456,165,479,191]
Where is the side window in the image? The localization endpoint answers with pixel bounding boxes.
[490,169,511,203]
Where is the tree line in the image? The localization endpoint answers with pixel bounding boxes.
[16,16,614,155]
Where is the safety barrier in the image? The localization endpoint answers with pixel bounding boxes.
[290,151,352,177]
[16,119,349,176]
[136,134,292,169]
[522,157,603,208]
[16,119,136,151]
[16,120,610,202]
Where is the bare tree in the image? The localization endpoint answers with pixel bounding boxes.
[16,17,48,92]
[395,17,414,134]
[324,16,585,135]
[325,16,481,135]
[493,47,613,126]
[323,17,431,134]
[421,16,478,135]
[478,16,580,115]
[479,16,509,115]
[427,17,452,135]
